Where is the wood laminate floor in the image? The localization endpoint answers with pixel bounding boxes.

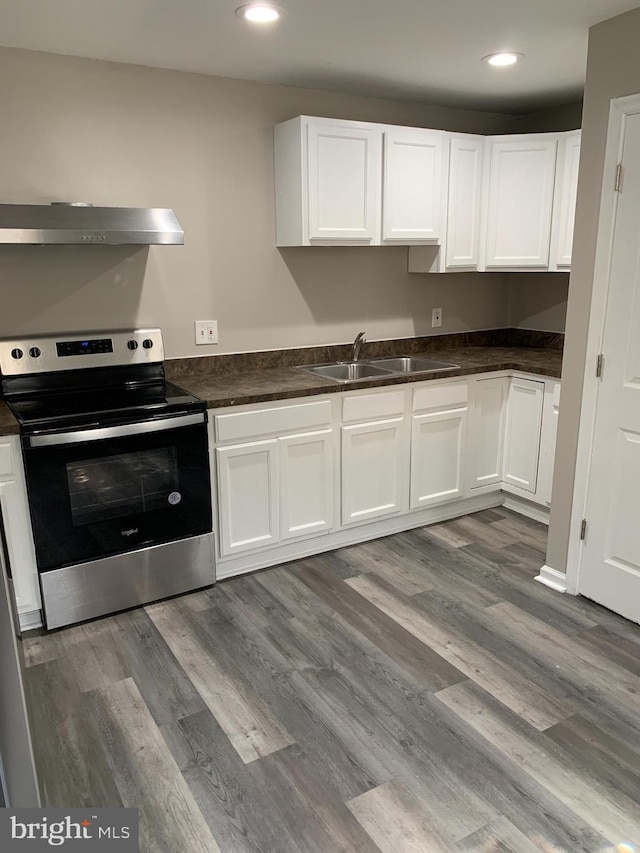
[23,508,640,853]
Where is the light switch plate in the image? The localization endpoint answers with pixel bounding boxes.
[195,320,218,345]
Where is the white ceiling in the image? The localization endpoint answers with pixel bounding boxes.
[0,0,638,113]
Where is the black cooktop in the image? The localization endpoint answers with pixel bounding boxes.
[7,381,204,431]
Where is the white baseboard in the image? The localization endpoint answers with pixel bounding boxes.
[216,493,502,580]
[19,609,43,632]
[535,565,567,593]
[502,494,550,525]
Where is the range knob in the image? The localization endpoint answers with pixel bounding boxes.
[142,339,154,350]
[10,348,23,360]
[127,340,139,351]
[28,346,42,359]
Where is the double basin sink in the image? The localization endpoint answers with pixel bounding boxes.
[297,356,459,383]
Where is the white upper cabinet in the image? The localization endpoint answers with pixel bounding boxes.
[551,130,581,269]
[482,134,559,269]
[275,116,382,246]
[445,134,484,269]
[382,128,444,242]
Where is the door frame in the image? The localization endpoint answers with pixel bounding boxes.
[566,93,640,595]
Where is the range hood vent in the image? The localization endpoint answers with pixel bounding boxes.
[0,204,184,245]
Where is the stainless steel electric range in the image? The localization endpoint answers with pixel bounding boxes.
[0,328,214,630]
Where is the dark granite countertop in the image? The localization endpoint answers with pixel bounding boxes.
[170,345,563,410]
[0,332,563,433]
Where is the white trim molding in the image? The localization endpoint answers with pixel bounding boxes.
[535,565,567,593]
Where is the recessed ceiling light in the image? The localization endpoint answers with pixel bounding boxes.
[482,52,524,67]
[236,4,286,23]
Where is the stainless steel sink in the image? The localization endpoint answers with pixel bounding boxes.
[369,356,459,373]
[297,362,395,382]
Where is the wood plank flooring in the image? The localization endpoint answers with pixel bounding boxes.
[23,508,640,853]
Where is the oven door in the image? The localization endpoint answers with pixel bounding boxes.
[22,413,212,572]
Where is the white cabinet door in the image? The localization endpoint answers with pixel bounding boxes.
[217,440,279,556]
[279,430,333,540]
[536,382,560,506]
[468,376,509,490]
[502,378,545,493]
[0,478,40,615]
[307,121,382,243]
[382,128,444,242]
[410,407,467,509]
[342,417,407,524]
[484,136,558,269]
[553,131,581,269]
[446,135,483,268]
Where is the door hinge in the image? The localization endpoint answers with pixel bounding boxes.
[615,163,623,192]
[596,353,604,378]
[580,519,588,540]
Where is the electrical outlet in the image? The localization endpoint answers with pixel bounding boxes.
[432,308,442,328]
[195,320,218,345]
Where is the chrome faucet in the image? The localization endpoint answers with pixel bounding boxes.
[351,331,366,362]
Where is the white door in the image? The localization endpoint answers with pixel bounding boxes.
[279,430,333,540]
[216,440,279,556]
[307,121,382,243]
[502,378,544,493]
[410,407,467,509]
[484,136,558,268]
[579,110,640,623]
[468,376,508,490]
[342,418,407,524]
[382,128,444,242]
[446,135,483,269]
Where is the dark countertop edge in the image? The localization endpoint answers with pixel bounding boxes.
[0,358,561,434]
[199,360,561,410]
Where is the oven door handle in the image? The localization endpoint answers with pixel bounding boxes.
[26,412,206,447]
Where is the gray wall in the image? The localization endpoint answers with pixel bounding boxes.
[0,46,522,358]
[547,7,640,574]
[508,274,569,332]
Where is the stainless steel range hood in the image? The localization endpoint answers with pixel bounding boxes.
[0,204,184,245]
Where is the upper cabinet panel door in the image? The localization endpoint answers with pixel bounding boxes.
[307,122,382,243]
[554,131,581,269]
[484,136,558,268]
[446,135,483,268]
[382,128,444,242]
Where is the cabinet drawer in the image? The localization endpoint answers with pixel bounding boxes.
[215,400,332,443]
[413,381,468,413]
[0,441,14,478]
[342,390,405,423]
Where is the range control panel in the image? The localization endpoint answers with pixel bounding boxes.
[0,329,164,376]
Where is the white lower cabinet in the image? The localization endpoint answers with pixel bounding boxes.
[0,437,40,620]
[217,440,279,556]
[502,377,545,494]
[468,376,509,490]
[279,430,333,540]
[536,382,561,506]
[211,373,560,577]
[342,417,407,524]
[410,382,468,508]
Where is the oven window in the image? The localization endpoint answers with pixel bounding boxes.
[66,447,179,527]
